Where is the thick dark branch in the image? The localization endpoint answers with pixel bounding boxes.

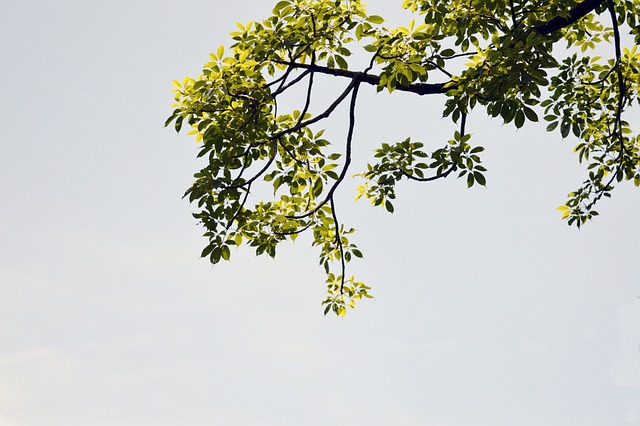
[534,0,605,35]
[267,63,295,90]
[297,55,316,126]
[270,0,605,100]
[276,60,450,95]
[509,0,518,29]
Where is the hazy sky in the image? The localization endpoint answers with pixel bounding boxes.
[1,1,639,425]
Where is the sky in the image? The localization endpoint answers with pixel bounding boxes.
[1,1,639,425]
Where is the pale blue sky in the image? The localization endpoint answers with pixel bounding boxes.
[1,1,639,425]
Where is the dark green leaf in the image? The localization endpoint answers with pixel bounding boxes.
[560,121,570,138]
[523,107,538,122]
[385,200,394,213]
[467,173,475,187]
[515,110,525,128]
[201,244,214,258]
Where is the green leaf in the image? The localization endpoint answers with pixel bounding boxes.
[366,15,385,24]
[168,0,640,315]
[515,110,525,128]
[221,245,231,261]
[560,121,570,138]
[523,107,539,122]
[312,178,324,198]
[174,116,184,133]
[201,244,214,258]
[334,55,348,70]
[385,200,394,213]
[273,0,290,11]
[164,110,178,127]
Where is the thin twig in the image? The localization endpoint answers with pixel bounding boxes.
[225,182,252,232]
[329,196,346,294]
[225,141,278,189]
[400,113,467,182]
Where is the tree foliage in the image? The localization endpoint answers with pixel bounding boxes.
[167,0,640,316]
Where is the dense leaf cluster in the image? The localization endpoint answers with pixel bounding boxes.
[168,0,640,315]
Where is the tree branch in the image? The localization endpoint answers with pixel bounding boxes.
[225,141,278,190]
[400,113,467,182]
[268,0,605,102]
[534,0,605,35]
[274,77,359,139]
[287,80,361,220]
[275,60,450,95]
[584,0,628,212]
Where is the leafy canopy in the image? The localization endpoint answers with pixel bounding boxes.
[167,0,640,316]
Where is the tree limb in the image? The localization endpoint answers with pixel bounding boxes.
[275,60,450,95]
[534,0,606,35]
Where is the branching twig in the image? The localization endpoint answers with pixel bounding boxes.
[535,0,605,35]
[400,113,467,182]
[225,182,252,232]
[225,141,278,189]
[274,60,450,95]
[275,77,360,139]
[271,68,312,97]
[400,163,457,182]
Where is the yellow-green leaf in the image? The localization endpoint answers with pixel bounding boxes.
[556,205,570,219]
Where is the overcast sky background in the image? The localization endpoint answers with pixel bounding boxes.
[1,1,639,425]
